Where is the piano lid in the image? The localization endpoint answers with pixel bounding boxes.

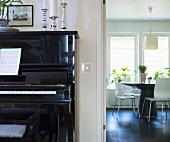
[0,31,76,85]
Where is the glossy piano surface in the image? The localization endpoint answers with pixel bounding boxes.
[0,31,78,85]
[0,31,78,142]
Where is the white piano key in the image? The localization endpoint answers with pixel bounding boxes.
[0,90,58,94]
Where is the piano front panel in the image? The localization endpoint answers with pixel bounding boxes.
[22,71,68,85]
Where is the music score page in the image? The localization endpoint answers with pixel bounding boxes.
[0,48,21,75]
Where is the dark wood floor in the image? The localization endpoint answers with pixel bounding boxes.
[106,108,170,142]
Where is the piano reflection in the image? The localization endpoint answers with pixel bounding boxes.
[0,31,78,142]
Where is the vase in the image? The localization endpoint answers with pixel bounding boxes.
[0,19,10,27]
[0,19,20,32]
[140,73,146,84]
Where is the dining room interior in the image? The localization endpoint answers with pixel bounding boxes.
[106,0,170,141]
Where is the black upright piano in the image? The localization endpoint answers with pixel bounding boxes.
[0,31,79,142]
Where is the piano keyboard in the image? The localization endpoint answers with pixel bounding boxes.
[0,91,57,94]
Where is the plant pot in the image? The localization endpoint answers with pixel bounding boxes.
[140,73,146,84]
[147,77,152,84]
[0,19,10,27]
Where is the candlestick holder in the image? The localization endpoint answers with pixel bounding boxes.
[49,16,59,31]
[61,2,67,30]
[42,8,48,31]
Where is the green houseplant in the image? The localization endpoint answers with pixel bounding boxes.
[110,67,132,83]
[0,0,23,26]
[152,69,170,81]
[0,0,23,19]
[138,65,147,83]
[138,65,147,73]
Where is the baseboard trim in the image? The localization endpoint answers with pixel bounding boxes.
[106,105,165,109]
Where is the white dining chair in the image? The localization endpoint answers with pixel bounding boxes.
[112,77,136,118]
[122,77,141,117]
[141,78,170,122]
[122,77,131,82]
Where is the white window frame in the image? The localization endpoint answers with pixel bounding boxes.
[106,33,139,87]
[141,33,170,78]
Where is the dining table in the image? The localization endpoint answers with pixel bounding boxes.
[121,82,156,117]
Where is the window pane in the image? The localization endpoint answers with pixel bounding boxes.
[122,49,134,61]
[110,49,122,61]
[144,36,169,78]
[158,37,168,49]
[109,36,135,87]
[156,49,168,61]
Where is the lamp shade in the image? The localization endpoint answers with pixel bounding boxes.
[145,36,158,50]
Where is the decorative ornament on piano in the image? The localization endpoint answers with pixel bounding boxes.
[49,0,59,31]
[42,0,48,31]
[61,0,67,30]
[50,16,59,31]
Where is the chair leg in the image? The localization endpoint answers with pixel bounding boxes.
[117,99,122,118]
[135,97,138,108]
[136,97,140,118]
[112,97,118,115]
[164,102,167,118]
[141,99,146,118]
[148,101,152,122]
[131,98,135,114]
[162,102,164,117]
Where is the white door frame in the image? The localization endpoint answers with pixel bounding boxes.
[97,0,106,142]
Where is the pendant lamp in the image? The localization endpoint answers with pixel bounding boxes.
[145,7,158,50]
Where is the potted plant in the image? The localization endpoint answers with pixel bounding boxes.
[138,65,147,83]
[152,69,170,82]
[110,67,132,83]
[138,65,147,73]
[0,0,23,26]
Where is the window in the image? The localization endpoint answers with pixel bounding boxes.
[107,34,170,88]
[108,35,137,87]
[144,36,169,77]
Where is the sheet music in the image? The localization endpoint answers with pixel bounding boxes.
[0,48,21,75]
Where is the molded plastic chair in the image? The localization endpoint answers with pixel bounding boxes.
[122,77,131,82]
[141,78,170,122]
[122,77,141,117]
[112,77,136,118]
[0,110,42,142]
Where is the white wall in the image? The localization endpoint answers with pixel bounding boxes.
[15,0,80,31]
[107,20,170,33]
[106,20,170,107]
[13,0,102,142]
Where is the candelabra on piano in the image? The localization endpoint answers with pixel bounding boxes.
[61,2,67,30]
[42,8,48,31]
[50,16,59,31]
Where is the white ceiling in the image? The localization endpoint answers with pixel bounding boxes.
[106,0,170,20]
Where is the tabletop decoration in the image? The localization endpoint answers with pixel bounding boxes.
[147,77,152,84]
[138,65,147,84]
